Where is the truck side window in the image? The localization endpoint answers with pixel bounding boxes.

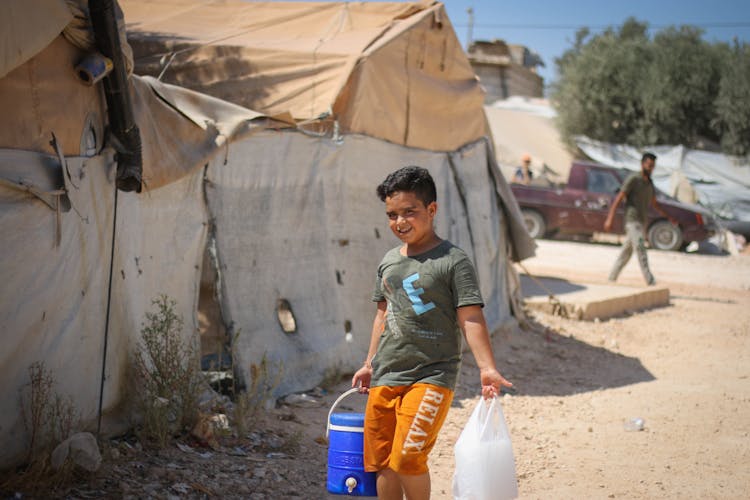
[587,170,621,194]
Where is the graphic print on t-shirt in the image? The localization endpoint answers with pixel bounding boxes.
[382,277,404,338]
[402,273,436,315]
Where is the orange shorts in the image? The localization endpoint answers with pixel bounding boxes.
[363,383,454,475]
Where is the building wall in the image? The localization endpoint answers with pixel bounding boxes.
[472,62,543,103]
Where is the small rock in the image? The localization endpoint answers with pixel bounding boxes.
[171,482,191,494]
[264,434,284,449]
[176,442,194,453]
[151,466,167,478]
[210,413,230,431]
[282,393,322,408]
[50,432,102,472]
[191,414,219,449]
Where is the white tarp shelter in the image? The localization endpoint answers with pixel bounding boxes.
[576,136,750,223]
[0,0,534,467]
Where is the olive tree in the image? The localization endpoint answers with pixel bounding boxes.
[552,18,746,156]
[713,41,750,155]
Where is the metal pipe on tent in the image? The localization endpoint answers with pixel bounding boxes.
[89,0,143,193]
[88,0,141,436]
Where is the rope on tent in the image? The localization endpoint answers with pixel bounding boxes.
[516,261,569,319]
[97,183,118,436]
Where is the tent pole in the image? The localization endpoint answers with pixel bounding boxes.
[97,183,118,437]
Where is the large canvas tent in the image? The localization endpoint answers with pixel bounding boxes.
[0,0,533,467]
[121,0,488,153]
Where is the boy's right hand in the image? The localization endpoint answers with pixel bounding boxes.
[351,364,372,393]
[480,367,512,399]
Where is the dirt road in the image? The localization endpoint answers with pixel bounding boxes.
[427,240,750,499]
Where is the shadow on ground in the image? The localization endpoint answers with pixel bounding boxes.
[454,316,655,402]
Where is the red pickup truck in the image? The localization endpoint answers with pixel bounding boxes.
[511,161,715,251]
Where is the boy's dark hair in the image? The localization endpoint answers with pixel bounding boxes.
[642,152,657,163]
[376,166,437,205]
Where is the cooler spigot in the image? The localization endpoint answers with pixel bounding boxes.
[345,476,358,493]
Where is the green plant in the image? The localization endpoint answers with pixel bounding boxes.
[3,362,80,496]
[21,362,54,461]
[132,295,203,448]
[19,362,80,459]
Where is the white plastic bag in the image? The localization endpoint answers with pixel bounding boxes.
[452,397,518,500]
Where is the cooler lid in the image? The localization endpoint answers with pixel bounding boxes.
[330,412,365,427]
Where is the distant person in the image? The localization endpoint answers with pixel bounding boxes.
[513,153,533,184]
[604,152,677,285]
[352,166,512,499]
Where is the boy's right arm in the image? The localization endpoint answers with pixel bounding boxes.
[351,300,387,393]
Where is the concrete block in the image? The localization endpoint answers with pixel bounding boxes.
[521,275,670,321]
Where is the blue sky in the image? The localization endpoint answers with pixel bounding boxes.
[440,0,750,88]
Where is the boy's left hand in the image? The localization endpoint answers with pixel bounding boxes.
[480,367,512,399]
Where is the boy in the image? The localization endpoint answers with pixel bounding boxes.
[352,166,512,500]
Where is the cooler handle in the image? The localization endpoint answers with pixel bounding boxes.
[326,387,362,439]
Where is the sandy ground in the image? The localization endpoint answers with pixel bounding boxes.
[430,240,750,499]
[327,239,750,499]
[9,240,748,499]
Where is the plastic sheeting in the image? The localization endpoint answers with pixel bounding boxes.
[576,136,750,222]
[205,131,520,394]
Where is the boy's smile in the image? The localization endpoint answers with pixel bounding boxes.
[384,191,440,255]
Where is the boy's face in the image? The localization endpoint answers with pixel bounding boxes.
[384,191,437,248]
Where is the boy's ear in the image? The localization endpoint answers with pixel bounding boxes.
[427,201,437,217]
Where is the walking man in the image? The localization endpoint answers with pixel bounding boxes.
[604,152,676,285]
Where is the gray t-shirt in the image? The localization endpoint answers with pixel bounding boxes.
[370,240,483,390]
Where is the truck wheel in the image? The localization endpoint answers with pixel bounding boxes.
[648,220,683,251]
[521,209,546,239]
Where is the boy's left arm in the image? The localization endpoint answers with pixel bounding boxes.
[457,305,512,398]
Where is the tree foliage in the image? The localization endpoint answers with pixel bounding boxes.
[713,41,750,155]
[552,18,750,156]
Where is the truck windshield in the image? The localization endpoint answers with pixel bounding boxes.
[587,169,622,194]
